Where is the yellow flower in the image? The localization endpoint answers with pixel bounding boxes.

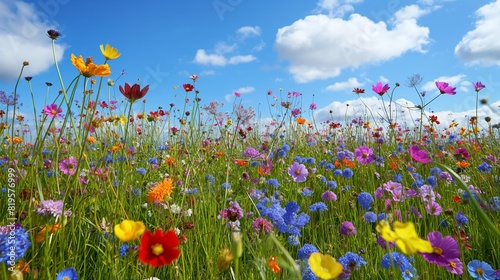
[100,44,121,60]
[376,220,433,254]
[308,252,343,280]
[71,54,111,78]
[114,219,145,242]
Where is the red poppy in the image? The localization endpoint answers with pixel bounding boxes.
[183,84,194,92]
[119,83,149,102]
[452,196,461,203]
[352,88,365,94]
[138,229,181,267]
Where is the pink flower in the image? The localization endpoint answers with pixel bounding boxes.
[354,146,375,165]
[372,82,390,96]
[420,231,462,274]
[409,145,432,164]
[43,104,62,118]
[473,82,485,92]
[234,92,241,97]
[287,162,308,182]
[426,201,442,216]
[435,81,456,95]
[59,156,78,175]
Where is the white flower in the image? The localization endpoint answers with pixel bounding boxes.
[170,204,181,214]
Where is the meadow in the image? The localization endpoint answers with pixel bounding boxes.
[0,30,499,280]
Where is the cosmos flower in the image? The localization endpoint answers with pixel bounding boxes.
[420,232,461,270]
[409,145,432,164]
[183,84,194,92]
[70,54,111,78]
[436,81,456,95]
[354,146,375,165]
[59,156,78,175]
[472,82,485,92]
[100,44,121,60]
[43,104,62,118]
[372,82,390,96]
[467,260,496,279]
[288,162,309,182]
[138,229,181,267]
[119,83,149,103]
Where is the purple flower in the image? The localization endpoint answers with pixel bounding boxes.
[426,201,442,216]
[219,201,244,221]
[287,162,308,182]
[251,217,273,234]
[436,81,456,95]
[339,221,356,236]
[243,147,260,158]
[409,145,432,164]
[59,156,78,175]
[43,104,63,118]
[420,232,461,270]
[473,82,485,92]
[36,200,72,217]
[372,82,390,96]
[321,190,337,201]
[354,146,375,165]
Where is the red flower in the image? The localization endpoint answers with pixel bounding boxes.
[429,115,440,124]
[183,84,194,92]
[352,88,365,94]
[138,229,181,267]
[119,83,149,102]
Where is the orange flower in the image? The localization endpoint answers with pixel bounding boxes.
[216,151,224,158]
[452,196,461,203]
[456,161,470,169]
[8,136,23,144]
[165,157,175,165]
[86,136,97,143]
[109,145,120,153]
[147,178,175,203]
[70,54,111,78]
[234,159,248,167]
[296,117,306,124]
[267,256,281,273]
[36,224,61,242]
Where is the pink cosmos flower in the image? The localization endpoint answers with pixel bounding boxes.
[59,156,78,175]
[426,201,442,216]
[354,146,375,165]
[234,92,241,97]
[43,104,62,118]
[287,162,308,182]
[435,81,456,95]
[409,145,432,164]
[473,82,485,92]
[372,82,390,96]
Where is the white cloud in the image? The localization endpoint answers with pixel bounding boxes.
[228,55,256,64]
[235,86,255,94]
[455,1,500,65]
[237,26,261,38]
[316,0,363,17]
[275,5,430,83]
[325,77,363,91]
[193,49,227,66]
[0,1,66,82]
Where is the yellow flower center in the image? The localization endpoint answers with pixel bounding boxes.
[476,268,484,276]
[295,170,301,175]
[449,261,456,268]
[362,153,368,158]
[433,247,443,255]
[151,243,164,256]
[51,109,57,115]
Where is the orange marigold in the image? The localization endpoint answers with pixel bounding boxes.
[296,117,306,124]
[86,136,97,143]
[456,161,470,169]
[147,178,175,203]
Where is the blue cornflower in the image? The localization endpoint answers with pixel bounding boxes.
[333,169,343,176]
[131,188,141,197]
[343,168,354,179]
[148,157,158,165]
[455,212,468,227]
[478,162,492,174]
[338,252,367,271]
[297,244,319,260]
[378,213,388,220]
[287,235,299,246]
[136,167,146,175]
[393,173,403,182]
[324,163,335,170]
[183,187,199,195]
[306,157,315,164]
[490,196,500,212]
[221,182,231,190]
[301,188,314,197]
[119,244,130,257]
[281,143,290,152]
[0,223,31,264]
[467,260,496,279]
[381,252,415,277]
[326,180,337,189]
[205,174,215,184]
[357,192,374,210]
[309,202,328,213]
[363,211,377,223]
[277,149,287,158]
[56,267,78,280]
[301,263,318,280]
[430,167,442,176]
[266,178,280,189]
[427,176,437,187]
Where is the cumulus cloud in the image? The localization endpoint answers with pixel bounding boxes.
[316,0,363,17]
[228,55,256,64]
[275,5,430,83]
[237,26,261,38]
[194,49,227,66]
[325,77,363,91]
[455,1,500,65]
[0,1,66,81]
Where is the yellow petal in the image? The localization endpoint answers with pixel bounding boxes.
[114,219,145,242]
[393,221,419,239]
[308,253,343,280]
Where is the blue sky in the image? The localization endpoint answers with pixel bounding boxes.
[1,0,500,130]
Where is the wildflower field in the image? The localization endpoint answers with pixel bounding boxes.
[1,30,500,280]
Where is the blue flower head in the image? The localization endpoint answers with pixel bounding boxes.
[297,244,318,260]
[56,267,78,280]
[357,192,374,210]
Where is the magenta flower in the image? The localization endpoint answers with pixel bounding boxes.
[409,145,432,164]
[339,221,356,236]
[420,231,462,274]
[425,201,442,216]
[435,81,456,95]
[287,162,308,182]
[251,217,273,234]
[473,82,485,92]
[354,146,375,165]
[455,147,471,160]
[43,104,62,118]
[59,156,78,175]
[372,82,390,96]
